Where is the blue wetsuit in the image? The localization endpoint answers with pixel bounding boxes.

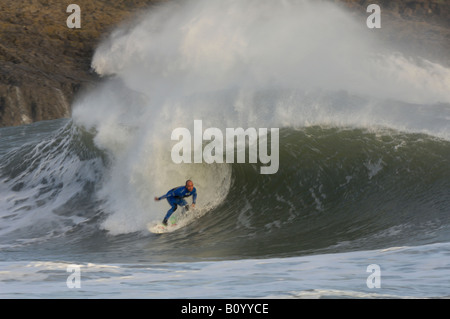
[158,186,197,223]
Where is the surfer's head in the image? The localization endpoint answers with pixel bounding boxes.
[185,180,194,192]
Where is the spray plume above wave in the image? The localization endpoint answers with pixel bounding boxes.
[75,0,450,141]
[90,0,450,105]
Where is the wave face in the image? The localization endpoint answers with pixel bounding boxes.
[193,127,450,258]
[1,0,450,262]
[1,122,450,261]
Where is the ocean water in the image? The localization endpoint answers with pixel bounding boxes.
[1,0,450,299]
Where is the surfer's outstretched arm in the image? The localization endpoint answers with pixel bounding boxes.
[156,189,175,201]
[155,194,169,201]
[155,186,185,202]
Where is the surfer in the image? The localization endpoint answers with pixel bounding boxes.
[154,180,197,225]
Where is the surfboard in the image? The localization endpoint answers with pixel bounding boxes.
[148,207,187,234]
[148,215,178,234]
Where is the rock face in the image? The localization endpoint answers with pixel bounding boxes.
[0,0,162,127]
[0,0,449,127]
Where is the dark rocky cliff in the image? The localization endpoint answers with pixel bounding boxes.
[0,0,162,127]
[0,0,448,127]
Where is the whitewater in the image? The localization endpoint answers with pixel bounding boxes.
[1,0,450,299]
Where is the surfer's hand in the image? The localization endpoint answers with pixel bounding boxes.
[154,197,160,201]
[191,203,195,208]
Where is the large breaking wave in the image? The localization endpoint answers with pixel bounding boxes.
[1,0,450,260]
